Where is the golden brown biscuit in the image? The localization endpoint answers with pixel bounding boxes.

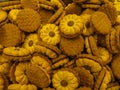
[106,28,119,54]
[85,36,99,56]
[76,54,103,77]
[99,3,117,25]
[0,23,22,47]
[91,11,112,35]
[0,0,20,7]
[1,4,22,11]
[94,67,106,90]
[16,8,41,32]
[74,67,94,88]
[60,35,84,57]
[21,0,40,11]
[81,4,100,9]
[36,41,61,58]
[26,64,51,88]
[94,67,111,90]
[39,8,54,25]
[2,47,31,61]
[31,54,52,73]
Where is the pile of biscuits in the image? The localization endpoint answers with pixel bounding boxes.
[0,0,120,90]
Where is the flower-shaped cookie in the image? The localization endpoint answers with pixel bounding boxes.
[38,24,61,45]
[59,14,84,38]
[23,34,39,54]
[52,69,80,90]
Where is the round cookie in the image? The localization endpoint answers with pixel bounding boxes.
[23,33,39,54]
[91,11,112,35]
[59,14,84,38]
[99,3,117,25]
[52,68,80,90]
[39,8,54,25]
[38,24,61,45]
[60,35,84,57]
[16,8,41,32]
[26,64,51,88]
[21,0,40,11]
[0,23,22,47]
